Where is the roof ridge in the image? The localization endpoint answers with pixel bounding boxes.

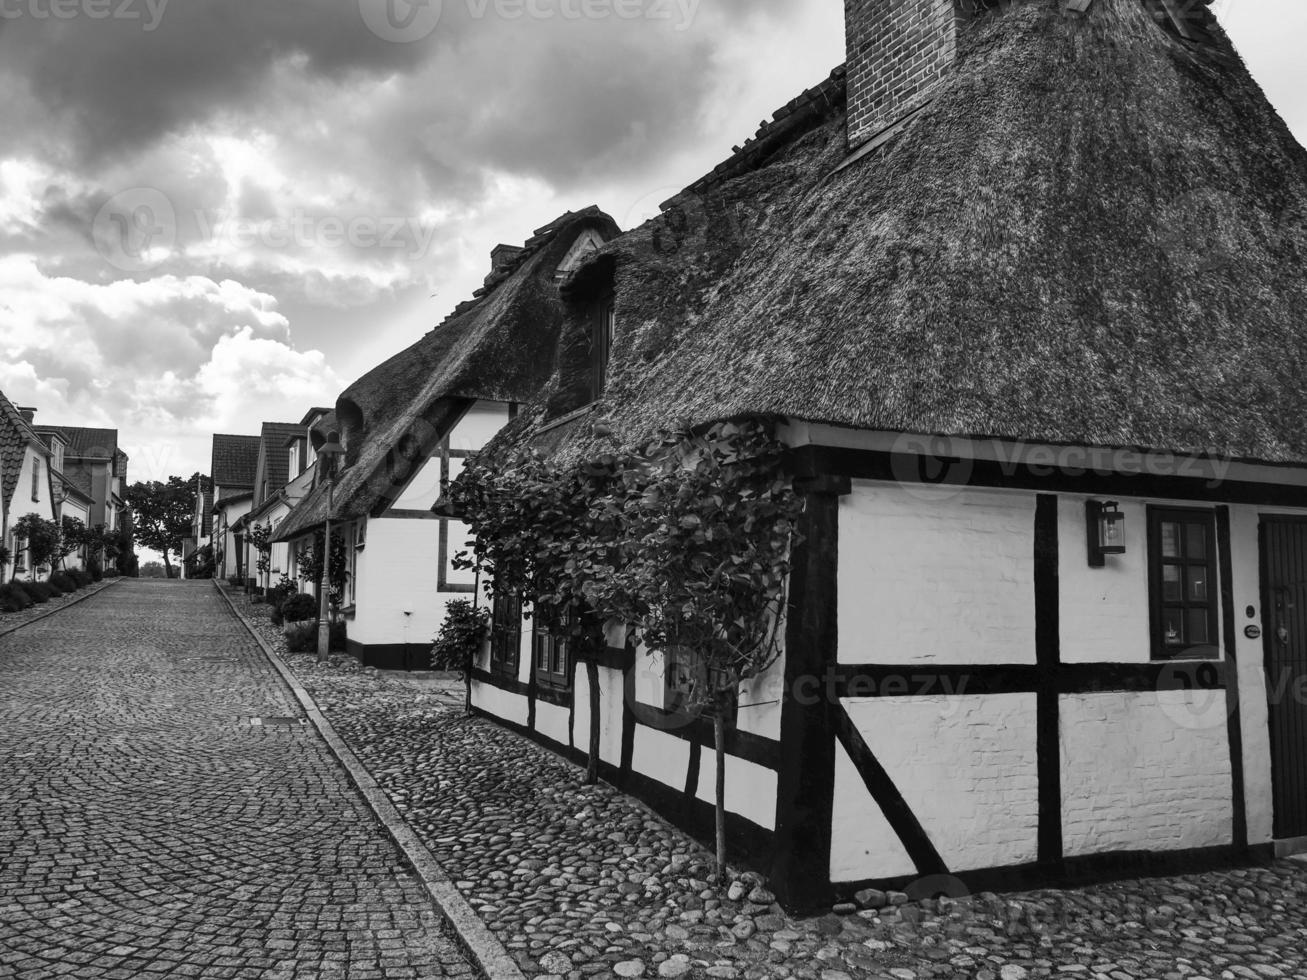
[438,205,608,327]
[663,65,847,211]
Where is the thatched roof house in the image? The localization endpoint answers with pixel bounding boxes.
[461,0,1307,914]
[275,207,619,543]
[490,0,1307,467]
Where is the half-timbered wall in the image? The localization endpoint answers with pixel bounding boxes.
[347,400,509,669]
[829,479,1285,893]
[467,431,1306,908]
[469,607,785,863]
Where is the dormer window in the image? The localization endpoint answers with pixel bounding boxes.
[289,441,300,478]
[592,291,615,399]
[556,228,607,281]
[1144,0,1215,43]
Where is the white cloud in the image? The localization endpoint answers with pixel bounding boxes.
[0,255,338,480]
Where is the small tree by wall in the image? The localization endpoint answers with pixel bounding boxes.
[59,516,87,570]
[450,419,803,878]
[248,523,273,594]
[12,514,63,581]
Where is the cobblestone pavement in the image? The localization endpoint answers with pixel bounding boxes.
[221,592,1307,980]
[0,580,476,980]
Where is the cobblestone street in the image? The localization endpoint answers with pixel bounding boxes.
[216,588,1307,980]
[0,580,475,980]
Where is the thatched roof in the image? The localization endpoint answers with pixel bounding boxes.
[274,206,619,541]
[494,0,1307,469]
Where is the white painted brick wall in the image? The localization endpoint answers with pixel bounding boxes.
[1229,505,1272,844]
[839,482,1037,665]
[1058,496,1153,664]
[838,695,1040,877]
[534,700,570,747]
[831,739,916,882]
[350,517,446,647]
[449,403,511,451]
[1061,691,1232,856]
[633,725,691,792]
[573,663,626,766]
[694,749,778,832]
[392,458,442,511]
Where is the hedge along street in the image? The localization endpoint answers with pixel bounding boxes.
[0,579,476,980]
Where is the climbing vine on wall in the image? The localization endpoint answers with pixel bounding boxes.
[448,418,804,878]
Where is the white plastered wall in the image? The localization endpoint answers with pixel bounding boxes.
[839,482,1037,665]
[832,480,1288,882]
[349,517,445,648]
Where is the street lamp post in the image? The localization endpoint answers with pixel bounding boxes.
[316,431,346,662]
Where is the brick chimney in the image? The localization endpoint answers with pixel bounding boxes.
[17,406,35,424]
[845,0,964,149]
[490,244,524,273]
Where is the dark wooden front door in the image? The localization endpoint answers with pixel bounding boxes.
[1260,517,1307,839]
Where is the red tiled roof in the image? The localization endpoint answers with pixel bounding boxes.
[211,434,260,489]
[0,389,46,512]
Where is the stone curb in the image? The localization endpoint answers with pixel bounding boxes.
[213,582,526,980]
[0,578,121,640]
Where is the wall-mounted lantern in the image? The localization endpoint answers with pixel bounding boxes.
[1086,499,1127,567]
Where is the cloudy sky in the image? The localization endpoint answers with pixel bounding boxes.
[1,0,1304,486]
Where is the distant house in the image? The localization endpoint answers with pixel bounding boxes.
[49,426,128,535]
[464,0,1307,910]
[0,394,57,579]
[39,428,96,571]
[274,208,618,668]
[235,420,315,592]
[30,421,130,571]
[182,477,214,577]
[209,433,260,582]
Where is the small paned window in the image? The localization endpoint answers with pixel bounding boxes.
[534,606,575,690]
[1148,508,1220,661]
[591,293,615,400]
[490,592,522,678]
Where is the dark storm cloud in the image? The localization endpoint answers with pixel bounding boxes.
[0,0,430,164]
[0,0,791,175]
